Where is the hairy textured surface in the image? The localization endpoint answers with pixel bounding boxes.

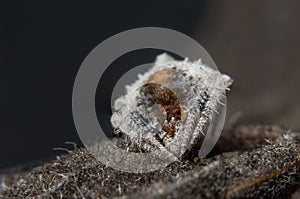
[111,53,233,159]
[1,125,300,198]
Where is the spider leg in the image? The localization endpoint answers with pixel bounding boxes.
[164,91,209,158]
[126,112,179,162]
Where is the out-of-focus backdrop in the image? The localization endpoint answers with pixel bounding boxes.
[1,0,299,169]
[196,1,300,131]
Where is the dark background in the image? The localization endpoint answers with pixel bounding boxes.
[1,1,300,170]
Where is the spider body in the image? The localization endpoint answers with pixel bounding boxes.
[111,53,233,160]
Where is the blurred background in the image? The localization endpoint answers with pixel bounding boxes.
[1,0,299,170]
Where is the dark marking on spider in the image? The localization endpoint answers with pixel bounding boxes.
[139,83,182,139]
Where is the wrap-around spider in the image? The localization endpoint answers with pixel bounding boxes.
[111,53,233,160]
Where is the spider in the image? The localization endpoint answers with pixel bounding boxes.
[111,53,233,161]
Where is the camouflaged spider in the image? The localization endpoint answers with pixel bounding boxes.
[111,53,233,160]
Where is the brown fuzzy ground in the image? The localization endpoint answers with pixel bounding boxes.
[1,125,300,199]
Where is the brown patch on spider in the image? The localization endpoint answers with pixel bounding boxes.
[139,82,182,139]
